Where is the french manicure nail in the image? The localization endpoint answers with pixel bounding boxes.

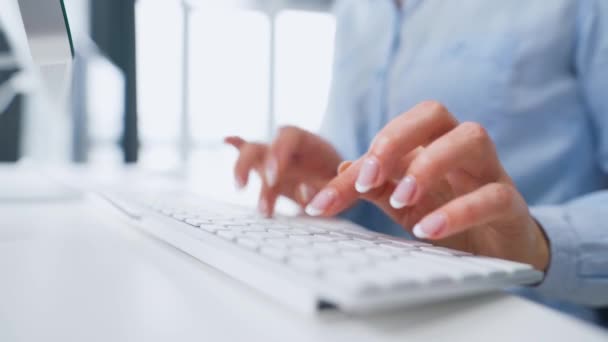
[258,198,269,216]
[265,157,278,187]
[355,157,380,193]
[390,176,417,209]
[298,183,314,203]
[235,176,246,190]
[305,188,336,216]
[413,213,447,239]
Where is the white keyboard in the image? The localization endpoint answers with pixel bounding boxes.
[100,191,543,314]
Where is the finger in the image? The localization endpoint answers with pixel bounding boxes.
[295,183,318,207]
[386,147,424,182]
[337,160,353,174]
[304,159,364,217]
[305,153,412,218]
[224,136,246,149]
[257,171,280,217]
[304,159,401,218]
[412,183,526,240]
[355,101,458,193]
[234,143,266,189]
[265,126,304,188]
[389,122,502,209]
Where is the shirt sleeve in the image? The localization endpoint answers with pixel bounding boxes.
[529,0,608,307]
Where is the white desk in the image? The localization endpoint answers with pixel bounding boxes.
[0,165,607,342]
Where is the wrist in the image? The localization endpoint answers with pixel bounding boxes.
[530,217,550,271]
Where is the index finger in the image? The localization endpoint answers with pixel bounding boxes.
[304,159,364,217]
[355,101,458,193]
[224,136,246,149]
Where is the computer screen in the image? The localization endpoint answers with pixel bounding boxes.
[17,0,73,64]
[0,0,75,161]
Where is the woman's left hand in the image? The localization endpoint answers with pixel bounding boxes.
[305,101,550,271]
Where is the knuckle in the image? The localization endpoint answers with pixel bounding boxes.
[277,125,299,138]
[459,198,478,221]
[421,100,448,114]
[410,151,434,177]
[370,133,395,155]
[241,143,258,156]
[460,122,489,143]
[421,100,457,126]
[490,183,516,208]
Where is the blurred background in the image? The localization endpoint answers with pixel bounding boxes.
[0,0,338,205]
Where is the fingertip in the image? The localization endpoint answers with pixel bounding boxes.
[355,181,372,194]
[304,188,337,217]
[297,183,315,206]
[412,224,429,239]
[264,157,278,187]
[304,205,323,217]
[225,136,245,149]
[354,156,380,194]
[389,196,407,210]
[412,212,447,239]
[234,175,247,190]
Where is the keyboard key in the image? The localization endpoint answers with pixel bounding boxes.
[340,231,380,241]
[340,250,372,263]
[299,226,328,234]
[376,242,417,252]
[288,257,321,274]
[172,213,189,221]
[243,231,285,239]
[236,237,260,250]
[284,228,311,235]
[259,246,288,261]
[311,242,340,254]
[289,247,320,258]
[419,246,471,256]
[381,238,431,247]
[199,224,228,233]
[318,259,358,271]
[364,247,395,259]
[265,238,303,249]
[338,240,375,249]
[185,218,205,227]
[217,230,239,241]
[287,236,316,244]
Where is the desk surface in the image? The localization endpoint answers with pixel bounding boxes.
[0,166,607,342]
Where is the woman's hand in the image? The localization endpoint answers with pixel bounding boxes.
[304,101,550,270]
[225,126,343,217]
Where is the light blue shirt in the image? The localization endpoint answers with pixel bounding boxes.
[321,0,608,323]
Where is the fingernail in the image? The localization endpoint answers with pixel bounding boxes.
[258,198,269,216]
[413,213,447,239]
[265,157,278,187]
[355,157,380,193]
[235,176,246,190]
[298,183,314,203]
[305,188,336,216]
[390,176,417,209]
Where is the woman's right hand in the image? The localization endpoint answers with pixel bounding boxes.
[224,126,343,217]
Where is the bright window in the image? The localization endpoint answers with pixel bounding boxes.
[275,10,335,132]
[189,9,270,144]
[135,1,336,171]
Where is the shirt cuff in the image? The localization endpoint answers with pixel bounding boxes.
[529,206,580,301]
